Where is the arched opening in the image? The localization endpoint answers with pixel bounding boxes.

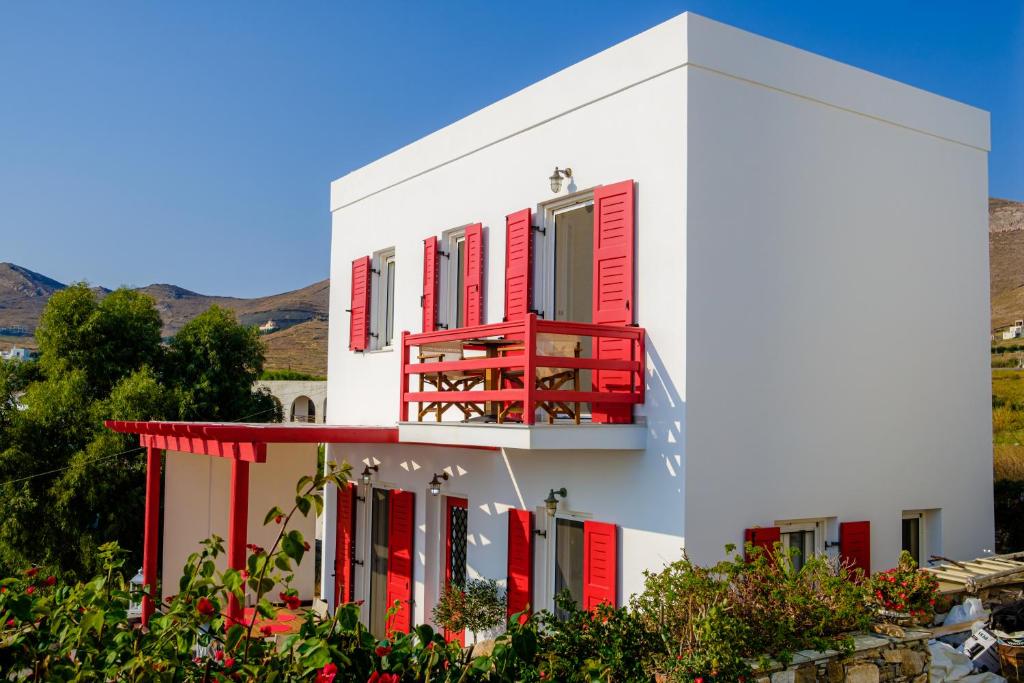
[290,395,316,423]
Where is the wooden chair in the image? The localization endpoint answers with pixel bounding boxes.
[497,337,581,424]
[416,342,486,422]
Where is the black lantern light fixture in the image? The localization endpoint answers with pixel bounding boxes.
[428,472,450,496]
[360,464,379,485]
[544,487,568,516]
[549,167,573,193]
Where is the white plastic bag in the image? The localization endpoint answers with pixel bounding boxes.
[945,597,990,626]
[930,641,1007,682]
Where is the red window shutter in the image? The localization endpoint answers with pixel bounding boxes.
[422,236,440,332]
[592,180,636,423]
[386,490,415,634]
[506,509,533,622]
[839,521,871,576]
[743,526,781,561]
[504,209,532,322]
[348,256,371,351]
[444,496,468,645]
[582,520,617,611]
[334,483,355,605]
[463,223,484,327]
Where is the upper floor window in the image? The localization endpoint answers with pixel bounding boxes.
[372,248,396,350]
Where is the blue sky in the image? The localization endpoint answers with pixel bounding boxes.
[1,2,1021,297]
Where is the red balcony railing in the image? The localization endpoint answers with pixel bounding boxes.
[399,313,645,425]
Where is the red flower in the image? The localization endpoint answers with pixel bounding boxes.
[317,662,338,683]
[279,592,301,610]
[368,673,380,683]
[260,624,273,637]
[695,678,704,683]
[196,597,215,616]
[214,650,224,661]
[275,515,283,524]
[25,567,38,577]
[5,618,14,628]
[25,586,35,595]
[375,645,392,657]
[44,576,56,586]
[224,657,235,668]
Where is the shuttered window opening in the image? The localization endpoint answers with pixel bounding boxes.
[591,180,636,423]
[422,237,440,332]
[349,256,372,351]
[744,526,781,561]
[371,248,397,350]
[463,224,484,327]
[504,209,532,322]
[840,520,871,576]
[506,509,533,622]
[334,483,356,606]
[444,497,469,645]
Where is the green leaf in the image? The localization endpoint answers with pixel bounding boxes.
[295,475,313,494]
[274,555,292,572]
[264,506,285,526]
[257,598,277,619]
[295,495,311,516]
[282,530,306,564]
[225,623,245,650]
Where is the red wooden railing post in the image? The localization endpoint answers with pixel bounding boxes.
[227,458,249,626]
[142,445,162,626]
[399,331,410,422]
[523,313,537,425]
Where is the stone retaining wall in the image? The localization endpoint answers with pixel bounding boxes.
[753,631,931,683]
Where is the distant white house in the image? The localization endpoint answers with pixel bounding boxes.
[1,346,34,361]
[258,320,279,334]
[1002,321,1024,340]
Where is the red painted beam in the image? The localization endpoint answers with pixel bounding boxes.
[226,459,249,626]
[142,446,161,626]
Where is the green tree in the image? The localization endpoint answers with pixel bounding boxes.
[165,306,281,422]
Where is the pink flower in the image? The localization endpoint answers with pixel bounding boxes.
[317,662,338,683]
[196,597,215,616]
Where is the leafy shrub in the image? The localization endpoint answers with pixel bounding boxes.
[867,550,939,622]
[260,369,326,381]
[432,578,506,638]
[996,479,1024,552]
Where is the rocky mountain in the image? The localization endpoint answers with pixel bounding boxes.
[990,198,1024,330]
[0,262,329,371]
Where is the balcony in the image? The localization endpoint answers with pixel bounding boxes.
[398,314,646,450]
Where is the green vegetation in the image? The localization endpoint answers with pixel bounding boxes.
[0,285,280,579]
[0,467,928,683]
[260,369,327,382]
[990,369,1024,551]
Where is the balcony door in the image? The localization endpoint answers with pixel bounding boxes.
[551,201,594,407]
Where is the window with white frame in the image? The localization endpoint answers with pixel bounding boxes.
[440,228,467,329]
[371,248,396,350]
[776,519,825,572]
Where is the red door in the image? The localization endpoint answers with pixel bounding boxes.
[334,483,356,605]
[504,209,532,322]
[422,236,440,332]
[385,490,415,634]
[463,223,484,327]
[506,509,533,622]
[443,496,468,645]
[591,180,636,423]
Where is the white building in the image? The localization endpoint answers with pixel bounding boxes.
[1002,321,1023,340]
[1,346,34,361]
[110,13,993,639]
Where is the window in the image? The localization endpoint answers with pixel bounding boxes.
[445,497,468,589]
[902,516,921,566]
[372,249,396,349]
[901,510,937,566]
[776,519,825,572]
[553,517,584,619]
[439,229,467,330]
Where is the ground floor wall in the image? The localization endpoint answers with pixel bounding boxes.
[162,445,319,604]
[320,442,685,630]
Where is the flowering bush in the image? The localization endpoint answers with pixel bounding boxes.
[431,578,506,640]
[867,550,939,622]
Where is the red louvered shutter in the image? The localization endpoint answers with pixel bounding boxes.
[422,237,439,332]
[504,209,532,322]
[385,490,415,634]
[744,526,781,561]
[463,223,484,327]
[334,483,355,605]
[349,256,371,351]
[506,509,533,622]
[592,180,635,423]
[582,520,617,610]
[839,521,871,576]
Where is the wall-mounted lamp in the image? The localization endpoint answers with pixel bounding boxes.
[549,167,573,193]
[428,472,450,496]
[360,464,379,485]
[544,487,568,517]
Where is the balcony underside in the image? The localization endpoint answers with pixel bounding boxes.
[398,420,647,451]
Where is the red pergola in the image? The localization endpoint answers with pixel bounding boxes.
[105,420,398,626]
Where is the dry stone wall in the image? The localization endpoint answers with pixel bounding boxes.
[753,631,931,683]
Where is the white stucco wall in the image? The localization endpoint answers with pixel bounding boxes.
[682,18,992,570]
[162,444,319,603]
[319,11,992,624]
